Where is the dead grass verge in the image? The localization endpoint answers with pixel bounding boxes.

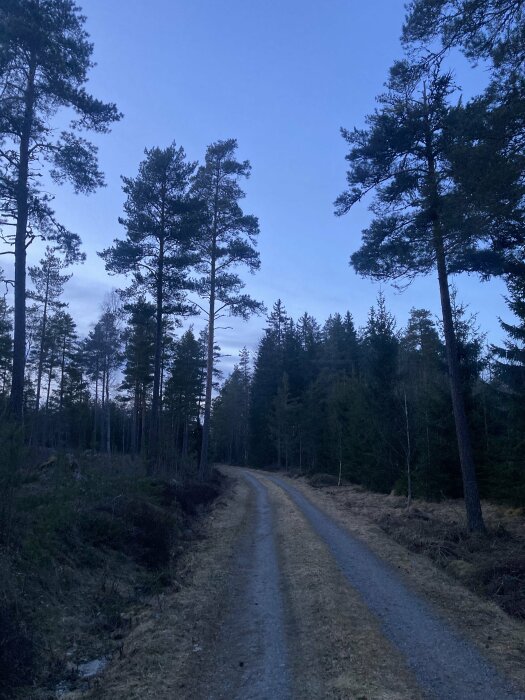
[73,472,251,699]
[276,473,525,692]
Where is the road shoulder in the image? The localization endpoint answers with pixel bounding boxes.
[270,471,525,693]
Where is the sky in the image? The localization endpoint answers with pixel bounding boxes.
[9,0,511,370]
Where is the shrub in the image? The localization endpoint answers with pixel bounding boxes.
[0,604,34,696]
[308,473,340,488]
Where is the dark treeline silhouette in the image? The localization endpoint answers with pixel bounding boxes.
[212,293,525,509]
[0,137,261,479]
[0,0,523,506]
[215,0,525,530]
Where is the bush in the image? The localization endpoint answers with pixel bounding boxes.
[80,496,179,570]
[177,481,220,514]
[308,473,340,488]
[0,604,34,696]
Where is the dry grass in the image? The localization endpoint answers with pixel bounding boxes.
[74,474,253,699]
[306,479,525,619]
[282,474,525,692]
[263,477,424,700]
[1,452,219,699]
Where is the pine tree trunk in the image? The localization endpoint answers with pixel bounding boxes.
[59,331,67,413]
[101,366,106,451]
[141,391,147,456]
[150,233,164,469]
[106,368,110,454]
[132,384,139,454]
[199,284,215,480]
[10,57,36,420]
[35,272,50,412]
[199,225,217,480]
[423,94,485,532]
[404,390,412,508]
[45,361,53,413]
[433,228,485,531]
[93,364,99,450]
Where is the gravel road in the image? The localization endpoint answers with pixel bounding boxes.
[88,467,525,700]
[202,472,291,700]
[267,473,523,700]
[197,469,523,699]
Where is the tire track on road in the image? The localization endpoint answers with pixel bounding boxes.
[267,473,523,700]
[203,472,291,700]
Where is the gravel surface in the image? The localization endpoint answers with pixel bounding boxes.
[269,473,524,700]
[83,468,523,699]
[203,472,291,699]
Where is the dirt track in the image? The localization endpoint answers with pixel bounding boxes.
[84,467,525,700]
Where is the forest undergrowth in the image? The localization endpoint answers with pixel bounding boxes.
[305,473,525,620]
[0,426,222,699]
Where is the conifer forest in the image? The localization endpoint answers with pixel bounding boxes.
[1,1,525,699]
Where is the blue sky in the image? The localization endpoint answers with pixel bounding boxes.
[15,0,510,367]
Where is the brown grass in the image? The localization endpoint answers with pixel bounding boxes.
[73,474,253,699]
[281,474,525,692]
[305,479,525,619]
[263,477,424,699]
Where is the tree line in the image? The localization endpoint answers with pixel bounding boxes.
[0,0,524,530]
[214,0,525,532]
[214,294,524,505]
[0,0,262,477]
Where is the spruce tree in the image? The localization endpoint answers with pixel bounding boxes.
[120,299,156,454]
[164,328,206,472]
[211,354,251,466]
[249,301,289,467]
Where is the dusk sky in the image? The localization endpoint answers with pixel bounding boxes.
[13,0,510,368]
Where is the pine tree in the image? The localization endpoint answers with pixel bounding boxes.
[404,0,525,287]
[0,0,120,417]
[191,139,263,479]
[403,0,525,75]
[100,144,196,460]
[335,60,486,530]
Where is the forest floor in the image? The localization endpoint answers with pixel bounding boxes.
[0,451,221,700]
[70,467,525,700]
